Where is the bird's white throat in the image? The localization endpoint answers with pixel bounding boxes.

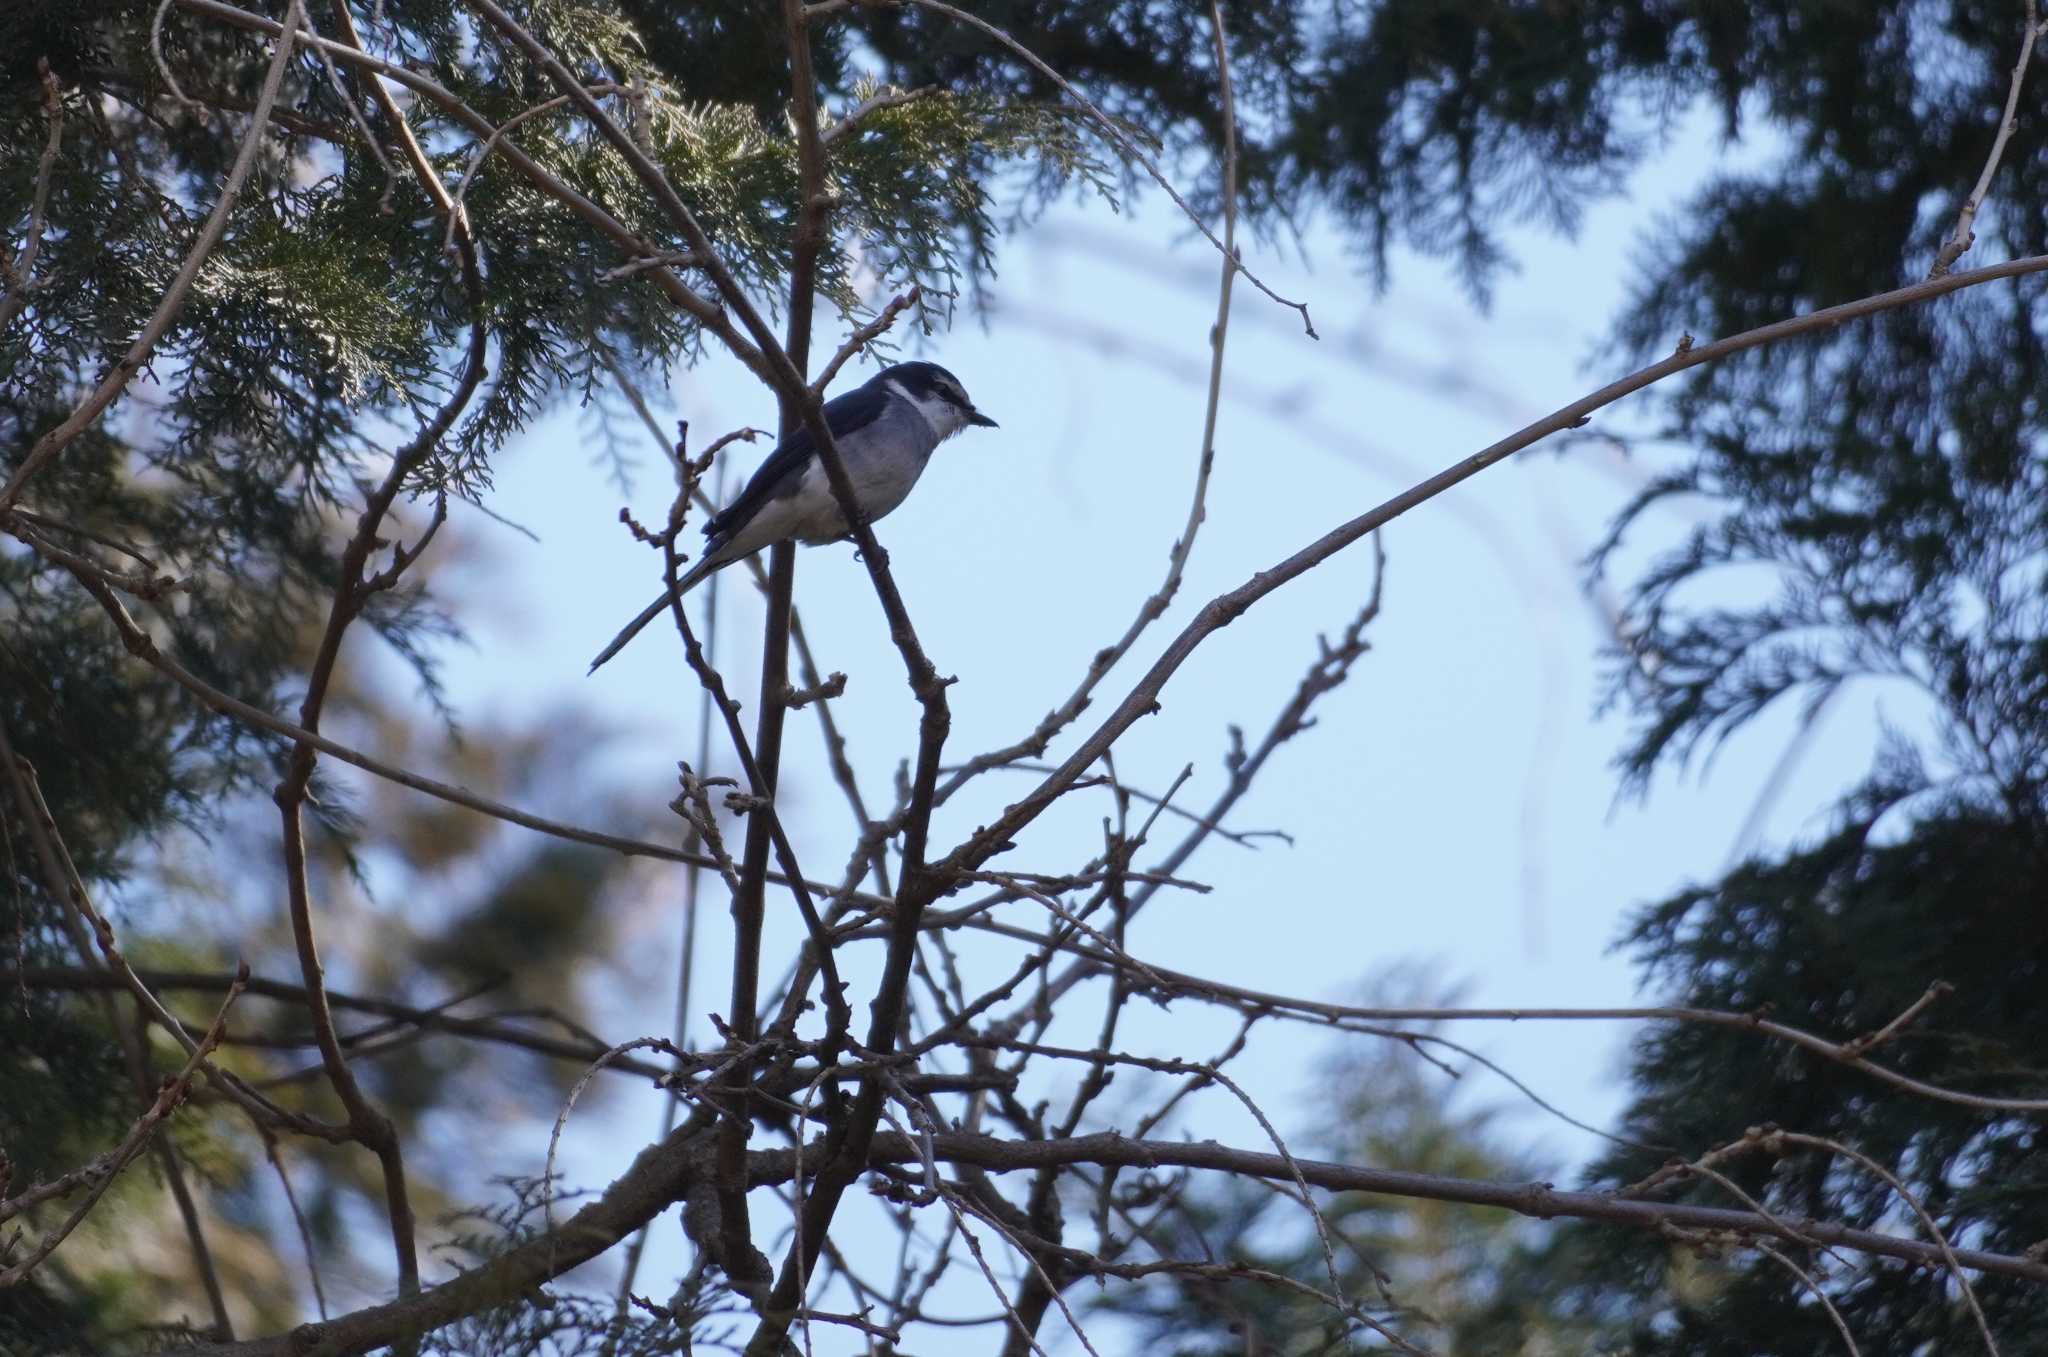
[886,378,969,440]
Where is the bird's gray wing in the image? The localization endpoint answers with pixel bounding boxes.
[702,381,889,546]
[587,379,894,675]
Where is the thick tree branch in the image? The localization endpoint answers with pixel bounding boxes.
[147,1126,2048,1357]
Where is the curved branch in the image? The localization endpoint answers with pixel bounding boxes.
[52,562,879,909]
[936,252,2048,886]
[940,918,2048,1114]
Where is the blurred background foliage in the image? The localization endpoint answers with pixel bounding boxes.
[4,0,2047,1350]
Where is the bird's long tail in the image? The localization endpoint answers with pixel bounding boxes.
[586,550,724,674]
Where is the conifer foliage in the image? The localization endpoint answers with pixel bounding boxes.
[5,1,2048,1354]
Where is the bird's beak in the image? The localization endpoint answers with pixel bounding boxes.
[967,409,999,428]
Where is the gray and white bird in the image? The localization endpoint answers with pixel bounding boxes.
[588,360,997,672]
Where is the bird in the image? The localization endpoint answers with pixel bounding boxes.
[588,360,998,673]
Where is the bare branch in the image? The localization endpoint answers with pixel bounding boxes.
[256,38,499,1287]
[941,920,2048,1114]
[1753,1239,1862,1356]
[656,528,850,1042]
[811,286,921,396]
[260,1129,329,1321]
[1931,2,2048,276]
[56,564,876,907]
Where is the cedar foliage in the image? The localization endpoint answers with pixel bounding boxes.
[5,0,2047,1350]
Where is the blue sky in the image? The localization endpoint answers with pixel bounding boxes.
[397,100,1895,1343]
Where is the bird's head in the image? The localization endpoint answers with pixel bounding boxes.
[880,361,998,439]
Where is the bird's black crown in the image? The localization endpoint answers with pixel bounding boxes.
[881,360,972,408]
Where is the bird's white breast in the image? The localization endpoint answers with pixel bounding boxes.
[772,393,942,544]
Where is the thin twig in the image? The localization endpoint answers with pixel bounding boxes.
[256,33,496,1290]
[261,1129,330,1320]
[821,84,940,146]
[0,730,327,1151]
[1764,1130,2001,1356]
[1931,1,2047,276]
[1753,1239,1861,1356]
[811,287,921,395]
[987,553,1384,1031]
[936,917,2048,1114]
[935,6,1247,801]
[542,1037,684,1259]
[863,0,1315,336]
[443,83,635,254]
[0,968,246,1284]
[611,469,728,1335]
[303,2,398,208]
[0,62,67,334]
[7,964,682,1077]
[657,528,850,1041]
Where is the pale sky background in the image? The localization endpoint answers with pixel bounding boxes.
[368,99,1906,1346]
